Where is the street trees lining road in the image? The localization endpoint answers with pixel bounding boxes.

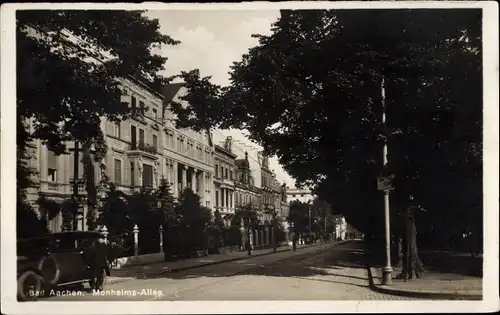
[170,9,482,280]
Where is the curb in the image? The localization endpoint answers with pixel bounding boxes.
[366,266,483,300]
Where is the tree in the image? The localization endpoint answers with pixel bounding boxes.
[232,204,260,230]
[212,209,226,250]
[176,188,213,252]
[155,177,177,227]
[17,10,179,235]
[287,200,310,234]
[127,186,162,254]
[97,182,130,236]
[169,9,482,280]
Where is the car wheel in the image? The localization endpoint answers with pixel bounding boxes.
[18,270,43,301]
[37,255,61,286]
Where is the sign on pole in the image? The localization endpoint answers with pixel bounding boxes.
[377,174,395,191]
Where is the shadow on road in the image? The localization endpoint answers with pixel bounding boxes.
[367,244,483,278]
[111,242,372,289]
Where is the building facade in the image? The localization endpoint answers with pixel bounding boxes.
[258,153,283,222]
[213,137,237,225]
[234,152,262,215]
[27,79,215,232]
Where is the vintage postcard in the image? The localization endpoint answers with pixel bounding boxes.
[1,1,498,314]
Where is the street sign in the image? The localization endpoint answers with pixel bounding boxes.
[377,174,395,191]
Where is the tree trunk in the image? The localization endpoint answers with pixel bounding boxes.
[400,206,425,280]
[394,235,404,268]
[82,142,98,231]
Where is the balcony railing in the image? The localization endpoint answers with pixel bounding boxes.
[130,142,158,154]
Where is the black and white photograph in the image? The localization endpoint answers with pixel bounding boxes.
[1,1,498,314]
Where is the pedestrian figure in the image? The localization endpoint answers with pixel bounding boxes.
[246,239,252,255]
[89,234,110,291]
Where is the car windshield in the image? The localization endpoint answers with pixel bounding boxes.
[54,234,77,252]
[77,235,97,248]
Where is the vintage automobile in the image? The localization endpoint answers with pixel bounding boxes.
[17,231,107,301]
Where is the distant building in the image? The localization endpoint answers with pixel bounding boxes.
[286,187,315,204]
[234,152,262,216]
[213,137,237,225]
[258,152,282,223]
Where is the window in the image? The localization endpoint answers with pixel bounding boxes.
[153,135,158,150]
[47,150,57,181]
[114,159,122,184]
[130,162,135,186]
[139,101,146,115]
[292,194,296,198]
[114,122,121,138]
[143,164,153,187]
[152,108,158,120]
[215,165,219,178]
[48,169,57,182]
[131,126,137,148]
[230,170,233,180]
[139,129,145,147]
[131,96,137,114]
[215,191,219,207]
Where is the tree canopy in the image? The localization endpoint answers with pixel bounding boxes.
[171,9,482,249]
[17,10,179,234]
[17,10,177,157]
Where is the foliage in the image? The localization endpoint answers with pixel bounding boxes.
[232,204,260,229]
[175,188,213,251]
[17,10,178,158]
[17,10,179,237]
[97,182,130,235]
[36,196,62,221]
[155,177,178,227]
[170,10,482,255]
[17,203,49,239]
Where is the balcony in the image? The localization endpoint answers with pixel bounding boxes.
[128,142,158,159]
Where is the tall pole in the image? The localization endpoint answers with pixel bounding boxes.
[324,212,327,241]
[381,77,393,285]
[72,141,80,231]
[308,205,312,242]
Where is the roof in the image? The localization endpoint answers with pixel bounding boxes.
[215,145,237,159]
[162,83,184,105]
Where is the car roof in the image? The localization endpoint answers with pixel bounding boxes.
[18,231,102,242]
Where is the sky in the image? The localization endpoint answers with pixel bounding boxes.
[145,10,297,188]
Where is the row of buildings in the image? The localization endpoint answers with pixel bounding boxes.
[24,77,290,232]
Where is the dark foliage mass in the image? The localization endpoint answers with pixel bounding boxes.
[170,9,483,277]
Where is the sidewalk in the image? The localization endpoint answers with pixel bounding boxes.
[107,242,330,284]
[366,248,483,300]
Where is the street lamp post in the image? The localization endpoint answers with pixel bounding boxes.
[308,204,312,244]
[381,76,393,285]
[271,204,277,253]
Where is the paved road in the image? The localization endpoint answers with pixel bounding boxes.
[44,241,417,301]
